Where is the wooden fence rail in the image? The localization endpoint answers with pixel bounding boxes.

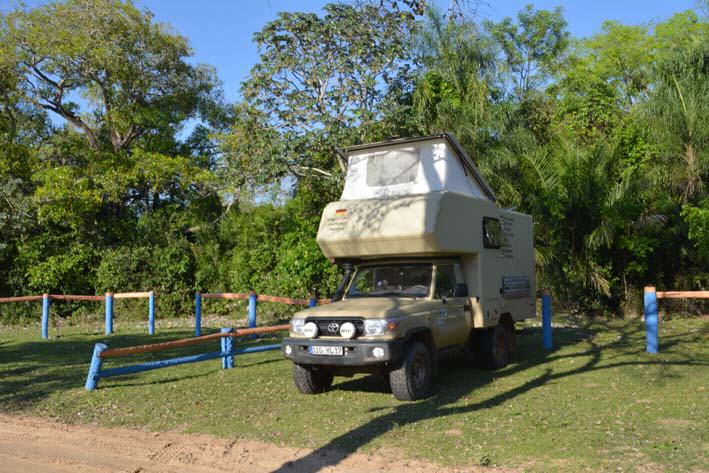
[194,291,330,336]
[0,291,156,339]
[86,324,289,391]
[643,286,708,354]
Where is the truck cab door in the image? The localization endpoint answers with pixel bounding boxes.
[432,263,470,347]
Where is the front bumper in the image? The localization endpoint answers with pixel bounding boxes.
[282,337,403,366]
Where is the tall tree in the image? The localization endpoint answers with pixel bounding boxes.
[645,10,708,203]
[2,0,218,153]
[413,8,496,149]
[485,4,570,98]
[222,2,415,194]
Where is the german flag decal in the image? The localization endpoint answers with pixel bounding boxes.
[335,209,347,215]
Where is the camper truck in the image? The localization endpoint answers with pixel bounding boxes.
[282,134,535,401]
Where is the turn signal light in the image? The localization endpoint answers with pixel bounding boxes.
[386,321,399,331]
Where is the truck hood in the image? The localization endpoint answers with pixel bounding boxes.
[295,297,429,319]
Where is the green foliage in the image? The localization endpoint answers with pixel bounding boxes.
[412,5,708,310]
[96,241,195,316]
[644,11,709,204]
[485,4,570,97]
[2,0,218,152]
[0,0,707,322]
[220,193,340,299]
[682,201,709,263]
[221,2,415,191]
[413,8,495,147]
[24,239,98,295]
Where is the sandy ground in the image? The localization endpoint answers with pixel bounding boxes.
[0,414,510,473]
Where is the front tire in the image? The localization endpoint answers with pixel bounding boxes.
[292,363,333,394]
[389,341,432,401]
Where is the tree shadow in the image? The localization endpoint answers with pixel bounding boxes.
[271,319,707,473]
[0,330,258,408]
[106,369,220,388]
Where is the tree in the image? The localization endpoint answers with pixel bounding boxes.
[2,0,218,153]
[222,3,415,192]
[582,21,653,106]
[413,8,496,149]
[485,4,570,98]
[644,10,708,203]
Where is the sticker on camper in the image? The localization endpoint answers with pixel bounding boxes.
[500,215,514,259]
[327,208,349,231]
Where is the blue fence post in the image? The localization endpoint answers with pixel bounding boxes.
[644,286,658,354]
[41,293,50,340]
[248,291,257,328]
[105,292,113,335]
[309,293,317,308]
[195,292,202,336]
[85,343,107,391]
[541,289,552,350]
[220,327,234,369]
[148,290,155,336]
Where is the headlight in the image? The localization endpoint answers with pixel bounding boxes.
[339,322,356,339]
[291,317,305,335]
[364,319,387,336]
[303,322,318,338]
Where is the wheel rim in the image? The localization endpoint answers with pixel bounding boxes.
[410,354,426,390]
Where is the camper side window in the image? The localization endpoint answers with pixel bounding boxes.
[483,217,502,249]
[365,147,420,187]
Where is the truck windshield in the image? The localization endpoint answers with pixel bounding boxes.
[346,264,432,298]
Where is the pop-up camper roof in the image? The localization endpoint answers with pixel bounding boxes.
[337,133,496,202]
[316,133,504,260]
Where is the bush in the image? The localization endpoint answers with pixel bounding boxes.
[96,241,195,318]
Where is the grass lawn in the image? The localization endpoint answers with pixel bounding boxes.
[0,314,707,472]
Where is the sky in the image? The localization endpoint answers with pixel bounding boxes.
[0,0,699,103]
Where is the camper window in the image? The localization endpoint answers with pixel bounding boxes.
[483,217,502,249]
[365,147,420,187]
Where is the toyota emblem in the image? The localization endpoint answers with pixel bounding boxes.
[327,322,340,334]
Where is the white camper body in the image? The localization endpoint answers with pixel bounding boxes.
[316,134,536,327]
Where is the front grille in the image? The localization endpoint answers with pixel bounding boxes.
[306,318,364,338]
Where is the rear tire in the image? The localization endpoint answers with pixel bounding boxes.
[389,341,432,401]
[477,324,510,370]
[505,322,517,353]
[292,363,333,394]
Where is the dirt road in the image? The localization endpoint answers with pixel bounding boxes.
[0,414,504,473]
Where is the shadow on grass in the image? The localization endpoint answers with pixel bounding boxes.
[0,318,705,472]
[271,319,708,473]
[0,328,269,410]
[106,369,221,389]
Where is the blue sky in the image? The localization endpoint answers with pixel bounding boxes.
[0,0,698,103]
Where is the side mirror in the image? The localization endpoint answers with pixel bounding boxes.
[454,283,468,298]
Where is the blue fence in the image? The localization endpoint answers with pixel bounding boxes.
[643,286,709,354]
[194,291,323,337]
[541,290,553,350]
[0,291,156,339]
[85,324,288,391]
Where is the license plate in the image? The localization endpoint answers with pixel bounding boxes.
[309,345,344,356]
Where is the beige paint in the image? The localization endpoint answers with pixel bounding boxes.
[317,192,498,258]
[300,136,536,346]
[315,191,535,326]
